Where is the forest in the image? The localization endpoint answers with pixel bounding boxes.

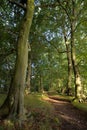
[0,0,87,130]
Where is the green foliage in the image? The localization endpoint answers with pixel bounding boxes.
[0,94,7,107]
[0,0,87,117]
[0,0,23,92]
[0,0,87,129]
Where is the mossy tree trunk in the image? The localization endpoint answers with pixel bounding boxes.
[39,74,44,93]
[0,0,34,119]
[70,0,83,100]
[26,43,31,93]
[63,29,72,96]
[66,42,72,96]
[57,0,84,100]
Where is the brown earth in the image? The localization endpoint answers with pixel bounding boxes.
[45,96,87,130]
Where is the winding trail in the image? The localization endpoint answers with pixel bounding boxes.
[45,96,87,130]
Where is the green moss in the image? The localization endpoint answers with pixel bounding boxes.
[72,100,87,112]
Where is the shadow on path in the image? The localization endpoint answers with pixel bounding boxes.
[44,97,87,130]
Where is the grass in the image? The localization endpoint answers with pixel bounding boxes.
[48,93,87,113]
[24,93,60,130]
[0,93,60,130]
[72,99,87,113]
[25,93,53,110]
[48,94,74,102]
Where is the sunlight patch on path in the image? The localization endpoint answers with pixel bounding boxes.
[44,96,87,130]
[43,96,67,104]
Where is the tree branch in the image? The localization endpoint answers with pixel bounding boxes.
[8,0,26,10]
[57,0,71,23]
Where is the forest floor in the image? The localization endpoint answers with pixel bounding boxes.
[44,96,87,130]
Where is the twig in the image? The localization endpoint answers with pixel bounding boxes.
[8,0,26,10]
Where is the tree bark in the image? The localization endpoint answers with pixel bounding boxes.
[63,30,72,96]
[26,44,31,93]
[0,0,34,119]
[39,74,44,93]
[70,0,83,100]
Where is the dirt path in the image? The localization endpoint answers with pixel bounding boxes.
[45,97,87,130]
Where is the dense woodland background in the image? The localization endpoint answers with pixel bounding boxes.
[0,0,87,126]
[0,0,87,96]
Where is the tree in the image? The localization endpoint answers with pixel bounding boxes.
[26,43,31,93]
[0,0,34,120]
[0,0,87,105]
[70,0,83,100]
[60,13,72,96]
[57,0,86,100]
[63,27,72,96]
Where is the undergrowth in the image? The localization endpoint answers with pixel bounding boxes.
[72,99,87,113]
[0,94,7,107]
[0,93,60,130]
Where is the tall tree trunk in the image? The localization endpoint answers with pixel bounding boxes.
[63,31,72,96]
[70,0,83,100]
[0,0,34,119]
[39,74,44,93]
[26,44,31,93]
